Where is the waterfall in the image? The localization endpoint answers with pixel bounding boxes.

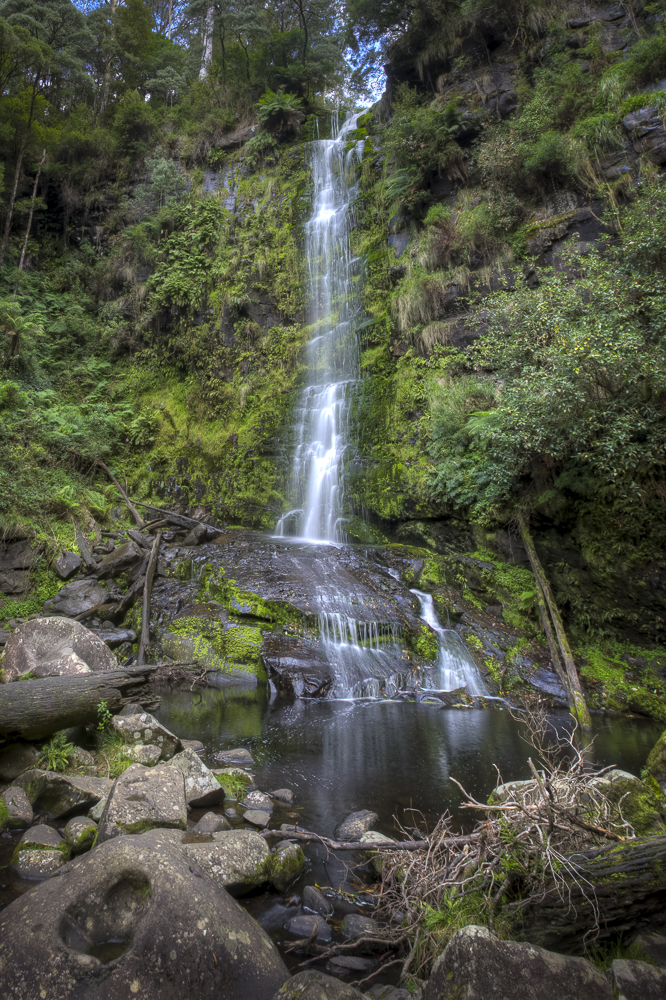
[411,590,488,696]
[276,112,363,543]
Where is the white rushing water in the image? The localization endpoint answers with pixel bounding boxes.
[276,113,363,543]
[411,590,488,696]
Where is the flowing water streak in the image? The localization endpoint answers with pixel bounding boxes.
[276,112,364,542]
[411,590,488,696]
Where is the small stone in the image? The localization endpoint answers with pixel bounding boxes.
[327,955,376,973]
[243,809,271,828]
[192,811,231,834]
[272,788,294,804]
[285,913,331,941]
[340,913,380,941]
[1,786,33,827]
[215,747,255,766]
[88,796,107,821]
[69,747,95,769]
[65,816,97,853]
[303,885,334,916]
[225,808,238,818]
[11,848,65,879]
[181,739,205,753]
[54,552,82,580]
[335,809,379,842]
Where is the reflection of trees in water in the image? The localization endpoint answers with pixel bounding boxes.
[156,686,268,742]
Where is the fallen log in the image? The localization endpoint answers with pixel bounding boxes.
[512,834,666,952]
[132,500,221,533]
[137,531,161,665]
[260,827,431,852]
[97,460,146,528]
[0,667,157,741]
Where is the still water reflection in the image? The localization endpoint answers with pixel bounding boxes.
[156,686,663,839]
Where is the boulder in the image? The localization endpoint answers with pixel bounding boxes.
[633,931,666,967]
[0,828,290,999]
[215,747,255,766]
[174,828,271,895]
[91,626,136,648]
[303,885,334,916]
[0,741,40,781]
[13,770,113,819]
[166,747,225,806]
[97,763,187,843]
[110,711,182,760]
[244,809,271,827]
[271,971,364,999]
[55,551,82,580]
[44,579,109,617]
[88,795,107,821]
[181,738,205,752]
[65,816,97,853]
[95,539,143,579]
[269,840,305,891]
[272,788,295,804]
[11,823,68,880]
[645,730,666,795]
[611,958,666,1000]
[0,785,33,827]
[423,925,612,1000]
[335,809,378,841]
[192,811,232,834]
[2,617,117,682]
[340,914,381,946]
[214,766,256,797]
[69,746,96,771]
[120,743,161,765]
[285,914,332,941]
[242,790,274,812]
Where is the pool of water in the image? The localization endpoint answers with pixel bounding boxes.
[154,684,663,976]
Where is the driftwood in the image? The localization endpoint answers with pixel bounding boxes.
[261,828,430,852]
[97,461,146,528]
[137,531,161,666]
[517,513,591,729]
[0,667,157,741]
[132,500,220,532]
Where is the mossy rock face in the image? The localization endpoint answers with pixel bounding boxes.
[411,624,439,661]
[213,767,255,800]
[162,615,266,685]
[267,841,305,892]
[646,731,666,795]
[591,770,666,837]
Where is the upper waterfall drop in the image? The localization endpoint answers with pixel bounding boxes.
[276,112,364,543]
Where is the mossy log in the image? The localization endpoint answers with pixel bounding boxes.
[514,834,666,952]
[0,667,157,741]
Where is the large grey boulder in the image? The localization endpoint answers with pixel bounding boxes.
[166,747,224,806]
[168,828,271,895]
[423,925,612,1000]
[335,809,378,841]
[0,741,40,781]
[0,828,290,1000]
[1,785,33,827]
[10,823,68,879]
[110,711,182,760]
[2,617,117,681]
[44,579,109,617]
[97,763,187,843]
[96,539,143,579]
[12,770,113,819]
[271,970,364,999]
[612,958,666,1000]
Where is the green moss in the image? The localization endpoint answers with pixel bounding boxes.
[163,612,266,681]
[265,843,305,892]
[214,767,252,799]
[412,624,438,661]
[646,731,666,791]
[0,799,8,828]
[603,776,666,837]
[117,817,186,834]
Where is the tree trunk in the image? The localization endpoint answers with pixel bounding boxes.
[0,667,157,741]
[0,121,31,269]
[200,6,214,78]
[137,531,161,665]
[513,835,666,952]
[15,147,46,293]
[517,513,591,730]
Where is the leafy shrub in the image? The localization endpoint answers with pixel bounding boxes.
[39,731,76,773]
[256,87,303,138]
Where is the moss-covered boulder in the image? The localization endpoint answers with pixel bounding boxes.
[11,823,70,879]
[591,770,666,837]
[645,731,666,796]
[268,840,305,892]
[213,767,256,799]
[65,815,97,854]
[162,615,266,686]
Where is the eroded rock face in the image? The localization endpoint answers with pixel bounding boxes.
[111,712,182,760]
[12,770,113,819]
[97,763,187,843]
[0,828,290,1000]
[423,925,612,1000]
[2,617,117,681]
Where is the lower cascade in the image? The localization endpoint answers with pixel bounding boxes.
[412,590,488,696]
